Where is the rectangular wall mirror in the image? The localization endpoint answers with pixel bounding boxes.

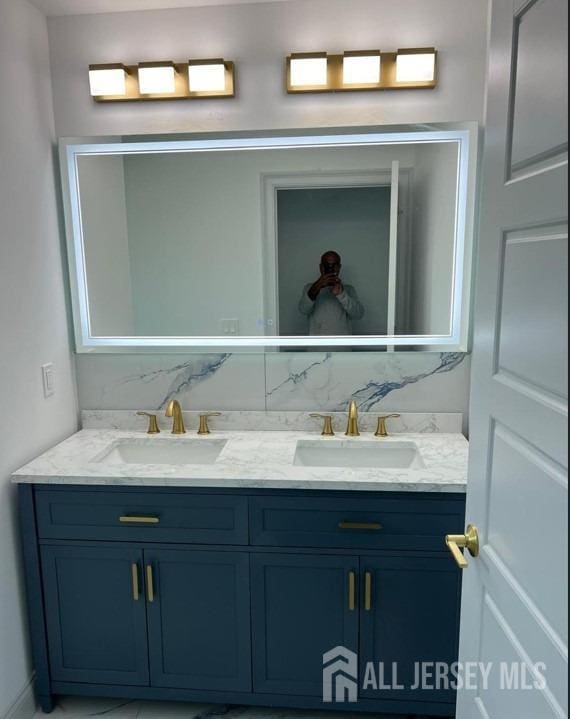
[60,124,477,352]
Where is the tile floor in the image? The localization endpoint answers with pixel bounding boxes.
[34,697,447,719]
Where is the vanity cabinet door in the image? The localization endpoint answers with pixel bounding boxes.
[40,545,149,686]
[359,556,460,705]
[251,553,359,697]
[145,548,251,692]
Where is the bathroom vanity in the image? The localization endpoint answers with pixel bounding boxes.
[14,414,468,717]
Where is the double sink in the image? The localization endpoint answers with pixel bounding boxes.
[97,437,425,470]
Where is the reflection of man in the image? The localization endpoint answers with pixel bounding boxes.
[299,251,364,335]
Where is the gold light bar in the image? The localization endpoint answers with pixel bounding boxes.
[286,47,438,93]
[89,58,235,102]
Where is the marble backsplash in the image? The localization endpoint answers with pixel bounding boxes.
[76,352,471,433]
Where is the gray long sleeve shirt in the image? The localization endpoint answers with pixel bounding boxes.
[298,284,364,335]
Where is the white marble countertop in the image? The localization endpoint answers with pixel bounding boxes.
[12,428,468,493]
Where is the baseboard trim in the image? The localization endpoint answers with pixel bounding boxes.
[2,677,36,719]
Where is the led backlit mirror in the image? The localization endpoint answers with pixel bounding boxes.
[60,125,477,352]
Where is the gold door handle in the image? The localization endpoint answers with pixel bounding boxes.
[146,565,155,603]
[445,525,480,569]
[119,515,160,524]
[339,521,383,531]
[131,563,140,601]
[348,571,357,612]
[364,572,373,611]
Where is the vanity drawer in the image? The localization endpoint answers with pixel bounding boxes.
[249,494,465,551]
[35,489,249,545]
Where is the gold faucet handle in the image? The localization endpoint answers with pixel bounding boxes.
[136,412,160,434]
[309,413,335,436]
[197,412,222,435]
[374,414,401,437]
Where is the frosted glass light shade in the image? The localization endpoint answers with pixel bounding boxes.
[188,63,226,92]
[396,52,436,82]
[289,57,328,87]
[138,64,176,94]
[89,67,127,96]
[343,55,381,85]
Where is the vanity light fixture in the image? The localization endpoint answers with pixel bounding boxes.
[89,58,235,102]
[138,61,177,95]
[395,48,437,85]
[286,47,437,93]
[88,64,129,98]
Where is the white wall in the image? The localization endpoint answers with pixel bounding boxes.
[0,1,78,716]
[78,155,135,336]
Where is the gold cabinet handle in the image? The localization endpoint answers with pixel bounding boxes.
[136,411,160,434]
[348,571,357,612]
[364,571,373,612]
[146,565,155,603]
[119,515,160,524]
[197,412,222,435]
[309,414,335,436]
[339,521,383,531]
[445,525,480,569]
[131,563,140,601]
[374,414,401,437]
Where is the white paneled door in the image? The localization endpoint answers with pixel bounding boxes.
[456,0,568,718]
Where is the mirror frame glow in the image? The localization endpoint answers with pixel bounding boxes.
[60,126,477,352]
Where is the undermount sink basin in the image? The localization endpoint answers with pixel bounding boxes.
[293,440,425,469]
[95,438,227,466]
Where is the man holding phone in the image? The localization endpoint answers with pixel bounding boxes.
[298,250,364,335]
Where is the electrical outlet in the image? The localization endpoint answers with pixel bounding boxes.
[41,363,55,398]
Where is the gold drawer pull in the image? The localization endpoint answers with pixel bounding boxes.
[445,525,480,569]
[131,563,140,601]
[146,565,155,603]
[119,515,160,524]
[348,571,357,612]
[364,571,373,612]
[339,521,383,531]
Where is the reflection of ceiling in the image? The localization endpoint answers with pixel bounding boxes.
[30,0,294,17]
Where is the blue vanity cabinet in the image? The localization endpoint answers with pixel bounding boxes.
[250,553,359,697]
[359,556,461,705]
[144,548,252,692]
[40,545,150,687]
[20,485,465,716]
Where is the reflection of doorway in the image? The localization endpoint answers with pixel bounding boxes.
[262,169,410,341]
[277,186,391,336]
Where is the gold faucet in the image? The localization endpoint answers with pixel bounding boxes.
[345,400,360,437]
[165,399,186,434]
